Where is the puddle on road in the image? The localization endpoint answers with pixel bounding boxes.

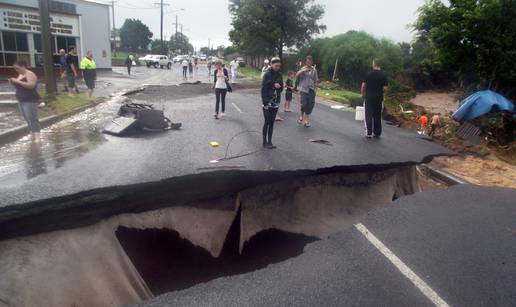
[0,96,127,185]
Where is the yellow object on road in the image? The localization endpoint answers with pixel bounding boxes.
[209,141,220,147]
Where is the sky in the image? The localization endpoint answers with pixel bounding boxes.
[109,0,428,51]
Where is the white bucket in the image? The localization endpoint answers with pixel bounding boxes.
[355,106,365,121]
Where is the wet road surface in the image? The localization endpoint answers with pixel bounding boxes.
[0,64,213,188]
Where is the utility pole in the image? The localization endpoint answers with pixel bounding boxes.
[160,0,164,54]
[208,38,210,55]
[153,1,170,54]
[173,15,179,54]
[180,24,183,52]
[111,0,116,57]
[38,0,57,97]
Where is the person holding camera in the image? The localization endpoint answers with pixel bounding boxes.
[261,57,283,149]
[296,55,318,127]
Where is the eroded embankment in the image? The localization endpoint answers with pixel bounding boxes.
[0,165,419,307]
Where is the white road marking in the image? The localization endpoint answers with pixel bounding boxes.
[232,102,243,113]
[355,223,450,307]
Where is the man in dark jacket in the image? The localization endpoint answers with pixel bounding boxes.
[261,57,283,149]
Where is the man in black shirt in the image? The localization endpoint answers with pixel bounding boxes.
[65,46,79,97]
[361,59,388,138]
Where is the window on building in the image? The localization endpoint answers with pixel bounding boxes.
[33,33,42,53]
[2,32,16,51]
[0,31,30,66]
[56,36,76,52]
[1,32,28,52]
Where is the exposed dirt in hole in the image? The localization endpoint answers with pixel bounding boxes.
[116,211,317,295]
[410,91,459,114]
[431,155,516,188]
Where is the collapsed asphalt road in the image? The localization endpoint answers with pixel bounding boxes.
[0,70,462,307]
[134,184,516,307]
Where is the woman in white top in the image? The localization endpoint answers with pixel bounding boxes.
[212,61,229,119]
[261,59,270,80]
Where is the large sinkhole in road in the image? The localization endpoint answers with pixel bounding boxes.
[116,212,317,294]
[0,166,422,306]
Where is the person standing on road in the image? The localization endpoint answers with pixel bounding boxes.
[361,59,388,138]
[261,57,283,149]
[80,51,97,98]
[261,59,270,80]
[8,60,41,142]
[188,59,194,78]
[212,61,230,119]
[125,55,133,75]
[65,46,79,97]
[284,71,295,112]
[58,49,68,92]
[296,55,319,127]
[207,60,212,77]
[181,58,188,80]
[230,58,239,83]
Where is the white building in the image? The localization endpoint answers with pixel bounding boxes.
[0,0,111,69]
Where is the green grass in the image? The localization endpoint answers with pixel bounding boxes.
[239,66,262,80]
[42,91,93,114]
[111,51,137,60]
[317,89,363,107]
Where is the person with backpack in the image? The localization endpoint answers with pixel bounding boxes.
[261,57,283,149]
[212,60,231,119]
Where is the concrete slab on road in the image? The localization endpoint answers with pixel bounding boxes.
[135,184,516,307]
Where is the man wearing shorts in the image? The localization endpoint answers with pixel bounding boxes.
[296,56,318,127]
[65,46,79,97]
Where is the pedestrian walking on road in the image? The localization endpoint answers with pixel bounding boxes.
[296,56,319,127]
[207,60,212,77]
[80,51,97,98]
[65,46,79,97]
[8,60,41,142]
[125,55,133,75]
[230,58,239,83]
[361,59,388,138]
[58,49,68,92]
[429,113,441,138]
[188,59,193,78]
[261,57,283,149]
[284,71,295,112]
[212,60,230,119]
[181,58,188,80]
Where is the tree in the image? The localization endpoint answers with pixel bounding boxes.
[413,0,516,94]
[301,31,403,89]
[151,39,169,54]
[228,0,326,60]
[119,19,153,52]
[169,33,193,54]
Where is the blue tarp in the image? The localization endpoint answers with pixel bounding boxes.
[453,90,515,122]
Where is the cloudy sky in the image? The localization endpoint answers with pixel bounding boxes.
[110,0,427,50]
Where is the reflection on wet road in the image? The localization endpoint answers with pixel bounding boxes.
[0,65,211,185]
